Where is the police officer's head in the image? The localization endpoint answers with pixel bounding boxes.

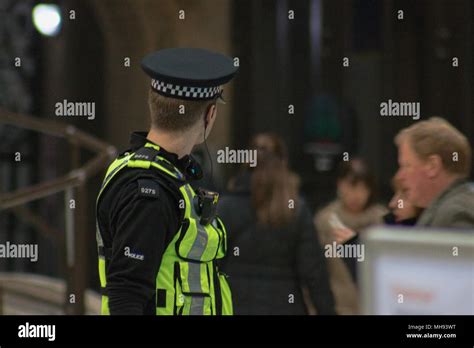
[147,88,218,143]
[141,48,238,144]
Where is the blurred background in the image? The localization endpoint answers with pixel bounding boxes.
[0,0,472,314]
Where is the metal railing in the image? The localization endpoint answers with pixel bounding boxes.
[0,108,116,314]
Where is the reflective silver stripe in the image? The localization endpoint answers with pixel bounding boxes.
[183,184,208,315]
[96,221,104,248]
[96,158,129,259]
[187,226,208,260]
[185,185,209,260]
[190,297,205,315]
[188,263,204,315]
[187,263,202,293]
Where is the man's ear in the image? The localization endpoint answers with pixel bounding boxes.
[209,103,217,120]
[425,154,443,178]
[204,104,217,128]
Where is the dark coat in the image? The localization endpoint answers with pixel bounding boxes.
[383,212,419,226]
[217,173,335,315]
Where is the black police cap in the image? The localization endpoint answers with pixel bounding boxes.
[141,48,238,101]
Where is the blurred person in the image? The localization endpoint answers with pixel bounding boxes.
[314,159,386,314]
[96,48,238,315]
[383,173,423,225]
[395,117,474,228]
[218,133,335,315]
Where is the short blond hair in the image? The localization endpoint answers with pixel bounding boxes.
[395,117,472,177]
[148,88,216,131]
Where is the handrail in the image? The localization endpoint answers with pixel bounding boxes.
[0,108,116,210]
[0,108,117,314]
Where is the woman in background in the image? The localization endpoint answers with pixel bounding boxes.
[218,133,335,315]
[314,159,387,314]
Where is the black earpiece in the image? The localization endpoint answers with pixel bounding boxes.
[180,155,203,181]
[202,103,215,188]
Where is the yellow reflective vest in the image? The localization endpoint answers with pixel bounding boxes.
[96,142,232,315]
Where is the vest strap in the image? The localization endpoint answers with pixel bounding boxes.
[127,144,186,181]
[98,246,112,259]
[132,146,160,162]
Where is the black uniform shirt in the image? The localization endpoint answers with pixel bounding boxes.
[97,132,185,315]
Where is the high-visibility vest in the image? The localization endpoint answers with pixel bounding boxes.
[96,142,233,315]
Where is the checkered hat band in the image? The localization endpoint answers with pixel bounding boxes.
[151,79,221,100]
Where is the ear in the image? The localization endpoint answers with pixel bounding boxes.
[425,154,443,178]
[209,104,217,119]
[204,104,217,128]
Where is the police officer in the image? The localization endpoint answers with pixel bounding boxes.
[96,48,238,315]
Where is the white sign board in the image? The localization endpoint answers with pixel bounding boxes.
[360,226,474,315]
